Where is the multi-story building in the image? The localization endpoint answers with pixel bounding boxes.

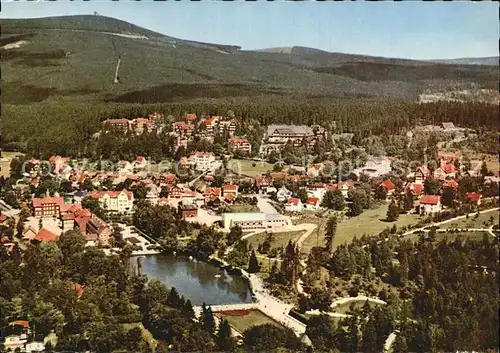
[173,121,195,137]
[228,138,252,155]
[419,195,442,214]
[266,125,314,144]
[131,118,156,134]
[217,120,238,135]
[89,190,134,213]
[222,212,288,230]
[103,119,131,131]
[32,196,65,217]
[188,152,216,171]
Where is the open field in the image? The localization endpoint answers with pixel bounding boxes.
[246,230,305,251]
[403,230,495,244]
[331,299,385,315]
[301,204,422,254]
[227,159,276,178]
[223,203,260,213]
[216,309,283,334]
[0,151,24,177]
[437,211,496,230]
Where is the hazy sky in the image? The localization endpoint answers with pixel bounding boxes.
[1,0,498,60]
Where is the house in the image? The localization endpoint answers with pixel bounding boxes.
[419,195,442,214]
[438,152,460,166]
[353,157,392,178]
[254,177,270,190]
[218,120,238,135]
[204,187,222,201]
[181,189,197,206]
[434,164,456,180]
[32,196,65,217]
[62,213,76,231]
[269,172,288,181]
[173,121,195,137]
[33,228,59,243]
[188,152,217,171]
[405,182,424,196]
[266,125,314,145]
[157,197,169,206]
[228,138,252,155]
[327,181,354,199]
[379,179,396,196]
[414,165,430,185]
[89,190,134,213]
[25,341,46,353]
[22,226,38,241]
[223,184,238,198]
[74,212,111,246]
[277,186,292,202]
[307,164,324,178]
[202,116,221,134]
[134,156,148,169]
[442,179,459,189]
[179,204,198,219]
[304,197,320,211]
[465,192,482,205]
[0,213,10,225]
[168,185,185,199]
[131,118,156,134]
[185,113,198,123]
[103,118,131,131]
[285,198,303,212]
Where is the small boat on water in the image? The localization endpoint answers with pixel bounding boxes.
[215,274,222,278]
[188,256,193,261]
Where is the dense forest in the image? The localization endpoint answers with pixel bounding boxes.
[1,99,498,157]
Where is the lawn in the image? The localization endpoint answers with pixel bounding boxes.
[301,204,422,254]
[227,159,275,177]
[215,309,283,334]
[224,203,260,213]
[404,230,495,244]
[437,211,496,230]
[0,151,24,178]
[331,299,385,315]
[246,230,305,251]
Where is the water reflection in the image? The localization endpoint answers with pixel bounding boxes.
[132,254,253,305]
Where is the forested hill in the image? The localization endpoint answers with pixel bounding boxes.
[1,15,498,105]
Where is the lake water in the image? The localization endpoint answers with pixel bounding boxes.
[132,254,253,305]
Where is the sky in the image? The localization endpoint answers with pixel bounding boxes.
[1,0,498,60]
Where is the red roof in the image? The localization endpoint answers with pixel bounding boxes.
[204,175,215,181]
[442,179,459,189]
[270,172,288,180]
[204,187,221,197]
[465,192,482,202]
[32,196,64,208]
[287,198,300,205]
[185,113,197,121]
[305,197,319,206]
[9,320,29,328]
[74,283,85,297]
[34,228,59,242]
[0,214,9,223]
[442,164,456,174]
[255,177,270,186]
[223,184,238,192]
[228,138,249,144]
[90,190,133,200]
[136,156,145,162]
[379,179,395,191]
[419,195,441,205]
[225,193,235,201]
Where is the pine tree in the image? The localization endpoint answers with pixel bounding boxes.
[216,319,234,351]
[167,287,181,307]
[386,200,400,222]
[324,216,338,254]
[361,317,379,353]
[202,303,216,335]
[248,249,260,273]
[183,299,195,319]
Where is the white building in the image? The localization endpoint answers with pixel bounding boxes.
[276,186,293,202]
[285,198,303,212]
[90,190,134,213]
[419,195,442,215]
[353,156,392,178]
[188,152,217,171]
[222,212,288,230]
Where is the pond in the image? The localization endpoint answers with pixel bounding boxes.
[132,254,253,305]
